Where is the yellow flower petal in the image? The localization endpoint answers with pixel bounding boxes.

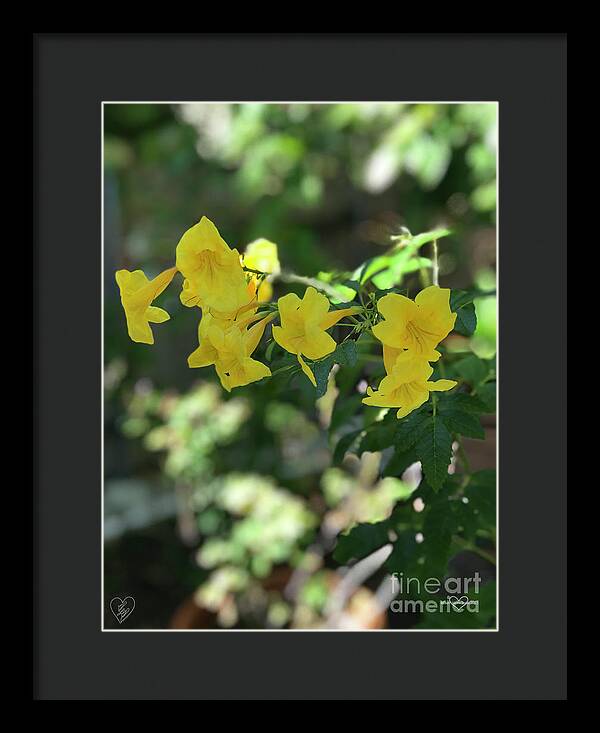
[382,344,403,373]
[188,340,218,368]
[272,324,300,355]
[362,393,395,408]
[297,353,317,387]
[245,313,276,356]
[146,306,170,324]
[276,292,303,329]
[371,320,406,350]
[243,238,280,275]
[377,293,417,330]
[427,379,457,392]
[256,280,273,303]
[390,353,433,383]
[180,278,203,308]
[299,287,330,325]
[319,306,361,331]
[216,356,271,392]
[301,326,336,360]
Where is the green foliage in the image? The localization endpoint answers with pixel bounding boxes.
[333,521,390,564]
[312,341,358,398]
[383,473,497,592]
[415,415,454,491]
[354,389,488,492]
[451,289,478,336]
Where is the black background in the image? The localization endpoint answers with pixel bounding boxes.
[34,33,567,700]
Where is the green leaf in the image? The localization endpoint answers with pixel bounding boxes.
[270,352,297,372]
[454,302,477,336]
[264,340,276,362]
[333,521,390,564]
[333,429,363,464]
[454,354,489,385]
[451,289,478,336]
[370,250,431,290]
[437,403,485,440]
[464,470,496,529]
[410,228,451,248]
[439,392,488,414]
[422,498,456,575]
[358,420,396,454]
[311,341,359,399]
[394,404,431,450]
[476,381,496,412]
[312,358,335,399]
[450,288,476,309]
[414,415,453,491]
[384,532,420,575]
[335,340,358,367]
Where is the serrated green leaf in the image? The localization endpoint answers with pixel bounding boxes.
[437,405,485,440]
[312,358,335,398]
[333,521,390,564]
[394,404,431,450]
[335,340,358,367]
[415,415,453,491]
[311,341,359,399]
[439,392,488,414]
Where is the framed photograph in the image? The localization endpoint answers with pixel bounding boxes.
[34,33,567,700]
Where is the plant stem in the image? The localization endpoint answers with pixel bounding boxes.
[275,271,342,300]
[431,239,439,286]
[270,364,296,377]
[452,535,496,565]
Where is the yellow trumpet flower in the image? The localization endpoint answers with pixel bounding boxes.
[272,287,361,386]
[372,285,456,362]
[115,266,177,344]
[362,353,457,419]
[188,311,275,392]
[176,216,250,313]
[243,238,280,302]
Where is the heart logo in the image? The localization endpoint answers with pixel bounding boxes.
[110,596,135,624]
[448,595,470,612]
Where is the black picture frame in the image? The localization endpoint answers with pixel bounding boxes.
[33,33,567,700]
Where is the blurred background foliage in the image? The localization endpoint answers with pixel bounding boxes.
[104,103,496,629]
